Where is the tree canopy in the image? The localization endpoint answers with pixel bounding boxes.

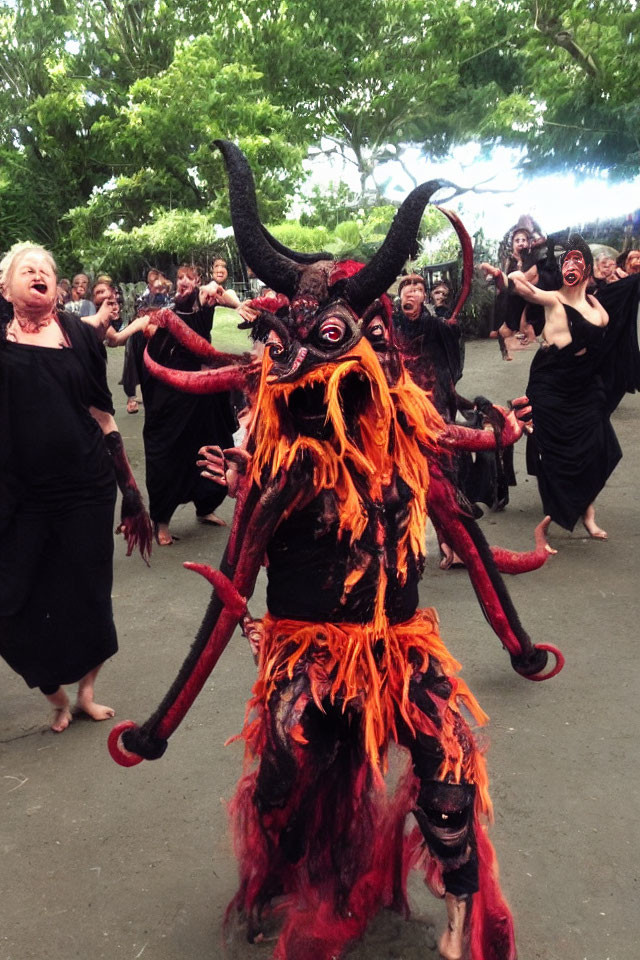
[0,0,637,274]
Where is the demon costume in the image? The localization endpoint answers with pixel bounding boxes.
[109,143,524,960]
[523,238,640,530]
[0,310,150,693]
[134,287,236,527]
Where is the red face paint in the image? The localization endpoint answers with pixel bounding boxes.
[562,250,587,287]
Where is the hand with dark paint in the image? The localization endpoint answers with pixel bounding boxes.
[104,431,153,564]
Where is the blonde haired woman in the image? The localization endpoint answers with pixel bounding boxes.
[0,243,150,731]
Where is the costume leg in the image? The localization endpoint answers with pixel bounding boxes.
[399,654,516,960]
[229,674,385,960]
[400,662,479,900]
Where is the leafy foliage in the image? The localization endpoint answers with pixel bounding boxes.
[0,0,637,275]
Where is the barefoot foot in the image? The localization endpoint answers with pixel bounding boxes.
[51,705,73,732]
[154,522,174,545]
[197,512,227,527]
[582,522,608,540]
[439,543,455,570]
[582,507,608,540]
[44,687,73,732]
[75,699,115,721]
[438,933,464,960]
[438,893,468,960]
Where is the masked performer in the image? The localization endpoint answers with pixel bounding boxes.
[134,265,237,544]
[109,143,522,960]
[0,244,151,732]
[507,236,640,540]
[394,257,514,522]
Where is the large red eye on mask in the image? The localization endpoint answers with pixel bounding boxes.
[318,317,346,343]
[562,250,586,286]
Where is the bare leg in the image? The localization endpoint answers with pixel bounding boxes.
[45,687,73,733]
[439,893,469,960]
[497,323,514,361]
[582,503,608,541]
[75,665,115,721]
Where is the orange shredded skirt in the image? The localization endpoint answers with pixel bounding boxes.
[244,607,492,818]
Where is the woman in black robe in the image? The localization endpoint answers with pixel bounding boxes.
[0,244,150,731]
[507,236,640,540]
[135,265,236,545]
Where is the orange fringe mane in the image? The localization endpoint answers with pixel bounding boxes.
[250,337,444,593]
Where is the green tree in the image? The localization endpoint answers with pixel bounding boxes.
[212,0,640,189]
[485,0,640,179]
[0,1,305,270]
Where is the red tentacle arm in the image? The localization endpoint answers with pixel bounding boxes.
[491,517,556,574]
[143,345,249,394]
[435,205,473,323]
[108,469,302,766]
[144,307,249,365]
[427,461,563,681]
[439,406,523,451]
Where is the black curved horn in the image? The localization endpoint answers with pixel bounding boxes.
[343,179,453,315]
[213,140,300,297]
[259,224,333,265]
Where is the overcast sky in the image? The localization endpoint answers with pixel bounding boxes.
[303,142,640,244]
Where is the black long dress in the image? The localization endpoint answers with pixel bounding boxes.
[135,289,235,525]
[526,277,640,530]
[0,312,118,691]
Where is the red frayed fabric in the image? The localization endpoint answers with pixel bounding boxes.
[469,816,518,960]
[227,746,417,959]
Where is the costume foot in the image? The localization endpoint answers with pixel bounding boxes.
[582,519,608,540]
[51,706,73,732]
[197,512,227,527]
[75,700,115,721]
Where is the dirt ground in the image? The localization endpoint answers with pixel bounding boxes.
[2,337,639,960]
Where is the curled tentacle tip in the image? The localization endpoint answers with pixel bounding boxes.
[524,644,565,682]
[108,720,144,767]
